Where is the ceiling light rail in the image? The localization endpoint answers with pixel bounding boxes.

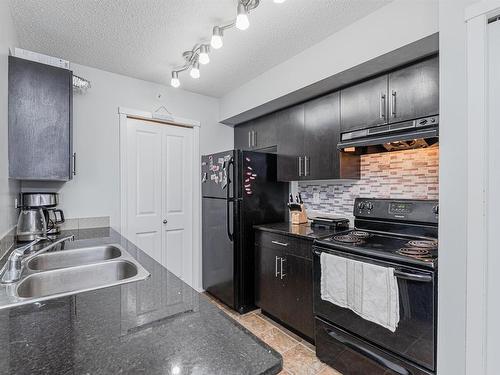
[171,0,285,88]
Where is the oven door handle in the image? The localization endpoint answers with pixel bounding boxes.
[394,270,432,282]
[327,329,411,375]
[314,249,433,283]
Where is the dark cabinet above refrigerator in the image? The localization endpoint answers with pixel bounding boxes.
[234,112,278,152]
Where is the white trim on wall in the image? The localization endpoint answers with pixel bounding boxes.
[118,107,203,292]
[465,3,500,373]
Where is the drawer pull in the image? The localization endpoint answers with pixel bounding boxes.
[271,240,289,247]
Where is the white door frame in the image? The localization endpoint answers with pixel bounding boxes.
[118,107,202,291]
[464,3,500,374]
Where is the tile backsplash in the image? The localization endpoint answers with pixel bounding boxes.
[299,146,439,220]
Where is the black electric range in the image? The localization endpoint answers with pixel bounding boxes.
[313,198,438,375]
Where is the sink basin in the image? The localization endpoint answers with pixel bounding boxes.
[17,260,140,299]
[27,245,122,271]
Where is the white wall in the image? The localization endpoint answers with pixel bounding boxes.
[437,0,479,374]
[219,0,438,122]
[23,64,233,229]
[0,3,20,237]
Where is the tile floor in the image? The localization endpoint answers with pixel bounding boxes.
[204,293,342,375]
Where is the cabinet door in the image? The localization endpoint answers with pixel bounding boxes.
[252,112,278,150]
[304,92,340,180]
[8,56,73,180]
[340,75,388,133]
[281,254,314,339]
[277,105,305,181]
[388,57,439,123]
[234,122,252,151]
[255,246,285,319]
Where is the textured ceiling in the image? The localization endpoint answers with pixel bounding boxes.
[9,0,392,97]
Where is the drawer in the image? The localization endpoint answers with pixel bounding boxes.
[256,230,313,259]
[315,317,433,375]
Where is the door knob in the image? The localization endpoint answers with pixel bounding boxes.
[163,219,168,224]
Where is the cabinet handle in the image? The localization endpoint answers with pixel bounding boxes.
[298,157,303,177]
[248,131,252,148]
[253,131,257,148]
[275,256,280,277]
[304,156,310,177]
[72,153,76,175]
[280,257,286,279]
[271,240,289,247]
[380,93,386,119]
[391,90,397,117]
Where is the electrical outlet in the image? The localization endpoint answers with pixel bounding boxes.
[313,192,320,204]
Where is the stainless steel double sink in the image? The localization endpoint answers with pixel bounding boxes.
[11,244,150,302]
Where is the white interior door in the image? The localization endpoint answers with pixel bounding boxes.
[162,125,193,283]
[126,117,194,285]
[126,118,163,263]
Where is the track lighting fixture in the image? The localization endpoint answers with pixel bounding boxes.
[211,26,224,49]
[236,2,250,30]
[199,45,210,65]
[172,0,286,88]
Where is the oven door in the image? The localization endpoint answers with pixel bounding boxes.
[312,246,436,372]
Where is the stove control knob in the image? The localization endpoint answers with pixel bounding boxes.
[357,202,365,210]
[366,202,374,210]
[433,205,439,215]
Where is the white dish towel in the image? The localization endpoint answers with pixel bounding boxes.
[320,252,400,332]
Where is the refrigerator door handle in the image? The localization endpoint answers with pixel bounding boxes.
[226,158,234,242]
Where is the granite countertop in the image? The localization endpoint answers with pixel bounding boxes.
[0,228,282,375]
[253,222,349,240]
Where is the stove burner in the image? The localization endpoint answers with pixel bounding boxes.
[397,248,430,256]
[406,240,438,249]
[350,231,371,238]
[333,235,363,244]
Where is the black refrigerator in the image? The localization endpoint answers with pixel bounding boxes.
[202,150,288,314]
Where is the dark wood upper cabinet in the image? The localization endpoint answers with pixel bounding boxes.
[234,56,437,182]
[234,113,278,151]
[388,56,439,123]
[304,92,341,180]
[252,113,278,150]
[341,56,439,133]
[8,56,73,181]
[340,75,388,133]
[234,121,253,151]
[277,105,305,181]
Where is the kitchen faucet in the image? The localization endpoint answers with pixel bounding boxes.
[0,235,75,284]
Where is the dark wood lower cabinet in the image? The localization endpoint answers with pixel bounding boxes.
[255,230,314,340]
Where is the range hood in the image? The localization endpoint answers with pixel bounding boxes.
[338,115,439,153]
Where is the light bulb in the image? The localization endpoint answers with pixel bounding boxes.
[199,45,210,65]
[273,0,286,3]
[190,62,200,79]
[211,26,223,49]
[236,3,249,30]
[170,71,180,88]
